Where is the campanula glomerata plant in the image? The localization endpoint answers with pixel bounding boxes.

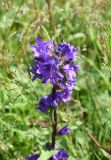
[27,38,80,160]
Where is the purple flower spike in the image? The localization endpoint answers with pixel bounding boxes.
[30,38,79,89]
[30,38,80,111]
[52,149,69,160]
[26,153,40,160]
[57,126,71,135]
[29,38,80,159]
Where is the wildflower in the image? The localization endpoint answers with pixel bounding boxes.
[30,38,55,59]
[52,149,69,160]
[37,96,51,113]
[57,126,71,135]
[37,89,73,112]
[29,38,80,160]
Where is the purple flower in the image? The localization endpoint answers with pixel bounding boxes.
[56,42,78,60]
[37,88,73,112]
[26,153,40,160]
[30,38,79,87]
[57,126,71,135]
[30,38,55,59]
[52,149,69,160]
[37,58,63,84]
[55,89,73,103]
[37,96,51,113]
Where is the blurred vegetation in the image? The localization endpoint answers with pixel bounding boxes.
[0,0,111,159]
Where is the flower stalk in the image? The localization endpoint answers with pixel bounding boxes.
[51,109,57,149]
[51,85,57,149]
[27,38,80,159]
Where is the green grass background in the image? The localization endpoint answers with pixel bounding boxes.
[0,0,111,159]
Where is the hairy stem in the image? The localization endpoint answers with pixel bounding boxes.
[51,109,57,148]
[51,86,57,149]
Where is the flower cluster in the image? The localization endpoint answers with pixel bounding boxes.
[30,38,79,113]
[28,38,79,160]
